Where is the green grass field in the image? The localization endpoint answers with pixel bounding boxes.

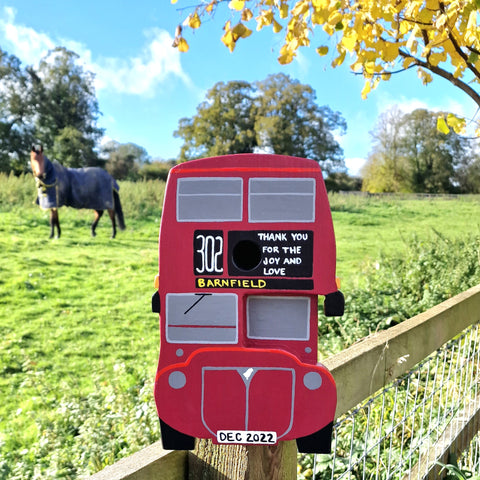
[1,174,480,478]
[330,193,480,283]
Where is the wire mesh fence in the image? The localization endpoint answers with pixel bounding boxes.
[300,322,480,480]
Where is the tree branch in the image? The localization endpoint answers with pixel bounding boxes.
[352,63,418,76]
[437,1,480,80]
[465,45,480,56]
[445,28,480,80]
[399,49,480,108]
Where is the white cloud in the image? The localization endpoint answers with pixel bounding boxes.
[345,157,366,176]
[1,7,54,63]
[0,7,191,96]
[93,28,192,96]
[375,91,478,122]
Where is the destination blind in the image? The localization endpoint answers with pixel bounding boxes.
[228,230,314,278]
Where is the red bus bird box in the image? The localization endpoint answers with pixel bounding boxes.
[152,154,344,453]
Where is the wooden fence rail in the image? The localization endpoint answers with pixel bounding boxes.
[90,284,480,480]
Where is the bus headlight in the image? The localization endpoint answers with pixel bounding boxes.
[303,372,322,390]
[168,371,186,389]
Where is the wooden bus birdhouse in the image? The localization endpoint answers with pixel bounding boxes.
[152,154,344,453]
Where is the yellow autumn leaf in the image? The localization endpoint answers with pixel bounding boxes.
[278,52,294,64]
[242,8,253,22]
[256,9,274,30]
[465,10,479,46]
[364,61,376,74]
[177,37,189,52]
[206,1,215,13]
[229,0,245,11]
[332,49,346,67]
[312,0,327,7]
[221,30,236,51]
[316,46,329,56]
[232,22,252,39]
[361,80,371,100]
[405,1,421,19]
[262,10,274,26]
[446,113,466,134]
[435,13,448,30]
[402,57,417,69]
[399,21,410,35]
[437,115,450,134]
[273,19,283,33]
[381,43,399,63]
[323,23,335,35]
[428,51,446,67]
[328,11,343,26]
[291,1,309,17]
[467,10,477,35]
[406,24,420,53]
[453,64,464,78]
[188,12,201,29]
[312,9,328,24]
[341,31,358,51]
[417,68,433,85]
[351,59,363,72]
[279,3,289,19]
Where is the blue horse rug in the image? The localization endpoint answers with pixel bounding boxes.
[36,157,119,210]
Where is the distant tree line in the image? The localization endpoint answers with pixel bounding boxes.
[3,44,480,193]
[362,107,480,194]
[0,46,351,186]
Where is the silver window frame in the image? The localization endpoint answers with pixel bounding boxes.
[246,296,311,341]
[176,177,243,222]
[248,177,316,223]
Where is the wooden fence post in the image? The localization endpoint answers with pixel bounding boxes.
[188,439,297,480]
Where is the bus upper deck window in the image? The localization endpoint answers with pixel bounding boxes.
[177,178,243,222]
[247,296,310,341]
[249,178,315,223]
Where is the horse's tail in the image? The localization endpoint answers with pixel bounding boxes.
[113,190,126,230]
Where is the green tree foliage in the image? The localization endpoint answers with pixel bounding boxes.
[254,73,346,172]
[362,108,473,193]
[175,80,257,161]
[174,73,346,173]
[324,172,362,192]
[0,47,106,173]
[138,160,176,181]
[101,141,150,180]
[31,47,104,167]
[456,155,480,193]
[50,126,96,168]
[0,48,35,174]
[362,107,409,193]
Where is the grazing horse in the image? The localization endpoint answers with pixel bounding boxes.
[30,145,126,239]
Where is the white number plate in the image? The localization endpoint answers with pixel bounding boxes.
[217,430,277,445]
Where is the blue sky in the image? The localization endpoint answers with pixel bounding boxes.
[0,1,477,175]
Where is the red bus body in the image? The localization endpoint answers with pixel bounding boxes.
[153,154,343,453]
